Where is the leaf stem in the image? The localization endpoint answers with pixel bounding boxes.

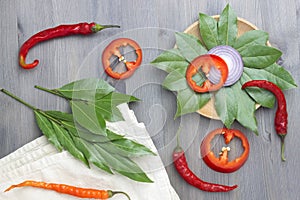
[34,85,69,99]
[34,85,85,102]
[1,89,37,110]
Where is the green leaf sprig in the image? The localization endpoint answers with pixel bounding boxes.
[151,4,297,133]
[1,78,155,183]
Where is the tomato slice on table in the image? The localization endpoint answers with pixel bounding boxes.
[200,128,250,173]
[102,38,142,79]
[186,54,228,93]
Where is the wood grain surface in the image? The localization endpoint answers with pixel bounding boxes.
[1,0,299,199]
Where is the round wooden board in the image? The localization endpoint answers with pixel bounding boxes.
[184,16,259,120]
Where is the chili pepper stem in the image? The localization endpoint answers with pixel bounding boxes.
[175,126,183,150]
[109,190,131,200]
[92,24,120,32]
[1,89,37,110]
[280,135,286,161]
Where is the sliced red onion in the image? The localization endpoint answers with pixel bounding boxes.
[207,45,243,86]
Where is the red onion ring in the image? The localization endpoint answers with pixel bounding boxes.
[207,45,243,86]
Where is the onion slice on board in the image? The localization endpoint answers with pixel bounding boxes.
[207,45,243,86]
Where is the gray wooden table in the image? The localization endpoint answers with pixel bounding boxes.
[1,0,299,199]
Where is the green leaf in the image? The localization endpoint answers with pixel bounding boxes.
[106,129,126,141]
[235,81,258,134]
[55,78,115,100]
[71,101,106,136]
[151,49,189,73]
[241,63,297,108]
[102,138,156,157]
[244,63,297,90]
[93,92,139,122]
[240,73,275,108]
[162,68,187,91]
[62,120,124,143]
[234,30,269,53]
[175,87,211,118]
[240,45,282,69]
[72,137,113,174]
[44,109,124,143]
[44,110,73,122]
[34,111,63,151]
[95,144,153,182]
[215,83,258,134]
[199,13,219,49]
[175,32,207,62]
[51,122,89,166]
[62,121,109,143]
[44,110,110,143]
[96,92,139,105]
[218,4,238,46]
[214,87,237,128]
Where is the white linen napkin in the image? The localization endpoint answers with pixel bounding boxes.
[0,104,180,200]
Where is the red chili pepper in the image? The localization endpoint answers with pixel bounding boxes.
[20,23,120,69]
[200,128,250,173]
[102,38,142,79]
[186,54,228,93]
[173,143,238,192]
[4,180,130,200]
[242,80,288,161]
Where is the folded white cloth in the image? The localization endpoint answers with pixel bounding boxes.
[0,104,180,200]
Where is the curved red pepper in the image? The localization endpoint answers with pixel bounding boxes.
[102,38,142,79]
[186,54,228,93]
[242,80,288,161]
[200,128,250,173]
[173,145,238,192]
[19,23,120,69]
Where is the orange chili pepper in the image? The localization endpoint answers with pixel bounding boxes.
[4,180,130,200]
[102,38,142,79]
[200,128,250,173]
[185,54,228,93]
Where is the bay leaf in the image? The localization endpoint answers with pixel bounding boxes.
[215,82,258,134]
[94,92,139,122]
[62,121,110,143]
[34,111,63,151]
[175,87,211,118]
[175,32,207,62]
[95,144,153,183]
[217,4,238,46]
[240,45,282,69]
[151,49,189,73]
[56,78,115,100]
[44,110,73,122]
[70,101,106,136]
[241,63,297,108]
[199,13,219,49]
[244,63,297,90]
[234,30,269,53]
[72,137,113,174]
[101,138,156,157]
[51,122,89,166]
[162,67,188,91]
